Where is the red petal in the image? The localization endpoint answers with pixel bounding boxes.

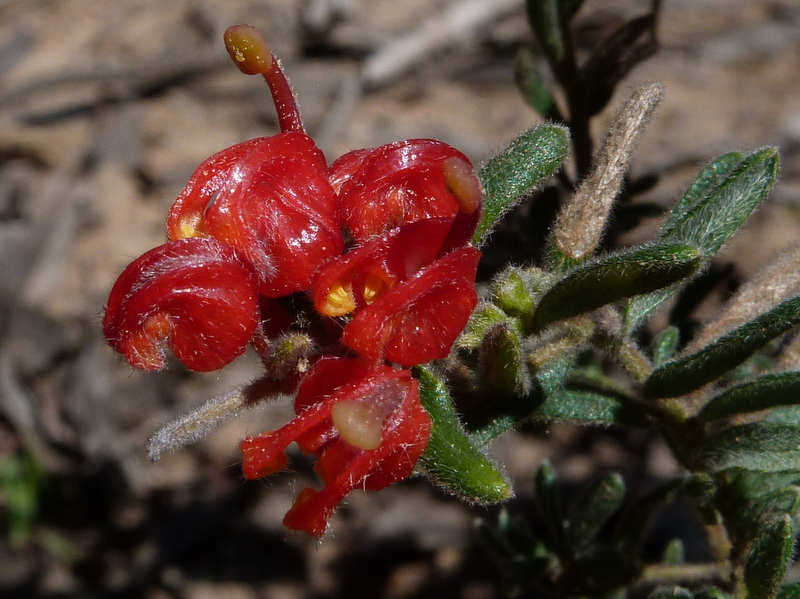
[240,398,332,479]
[168,132,342,296]
[283,378,429,536]
[331,139,476,242]
[342,247,480,366]
[103,238,260,372]
[312,218,454,317]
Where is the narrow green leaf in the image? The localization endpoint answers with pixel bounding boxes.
[660,152,743,240]
[660,147,779,255]
[615,479,685,555]
[565,473,625,549]
[534,461,566,551]
[745,487,800,530]
[537,389,646,426]
[492,266,556,333]
[525,0,567,67]
[532,243,701,331]
[415,367,512,503]
[476,124,569,244]
[719,468,800,502]
[650,326,680,367]
[624,149,779,330]
[698,373,800,423]
[697,423,800,473]
[777,582,800,599]
[458,302,513,350]
[480,322,531,396]
[645,295,800,399]
[516,47,560,119]
[743,515,795,599]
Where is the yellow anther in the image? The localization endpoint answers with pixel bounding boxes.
[362,272,390,305]
[322,280,355,316]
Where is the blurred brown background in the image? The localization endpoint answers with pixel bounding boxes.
[0,1,799,597]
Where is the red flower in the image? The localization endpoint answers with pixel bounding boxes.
[240,357,430,537]
[102,237,260,372]
[104,23,485,538]
[312,218,480,366]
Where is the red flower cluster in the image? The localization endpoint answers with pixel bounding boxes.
[102,25,482,536]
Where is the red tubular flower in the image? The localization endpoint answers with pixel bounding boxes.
[330,139,483,244]
[166,132,343,297]
[240,356,430,537]
[343,247,480,366]
[102,237,260,372]
[312,218,480,366]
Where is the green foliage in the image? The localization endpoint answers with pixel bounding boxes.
[532,243,701,331]
[0,449,45,546]
[743,515,795,599]
[645,294,800,398]
[697,373,800,423]
[476,124,570,244]
[415,366,512,503]
[429,2,798,597]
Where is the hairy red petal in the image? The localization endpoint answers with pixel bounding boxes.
[330,139,477,242]
[312,218,454,317]
[168,132,342,296]
[282,376,428,536]
[240,357,429,537]
[342,247,481,366]
[103,238,260,372]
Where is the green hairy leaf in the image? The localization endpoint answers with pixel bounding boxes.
[565,473,625,549]
[525,0,568,67]
[625,149,779,329]
[480,322,531,395]
[650,326,680,367]
[697,423,800,473]
[743,515,795,599]
[698,373,800,423]
[532,243,700,330]
[536,389,645,426]
[476,124,569,244]
[516,47,560,119]
[415,367,512,503]
[660,148,779,254]
[645,294,800,398]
